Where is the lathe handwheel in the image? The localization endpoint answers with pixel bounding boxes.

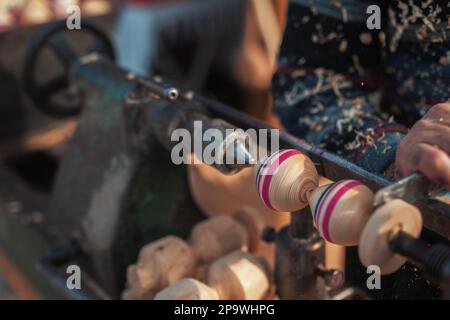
[358,199,422,275]
[23,19,115,118]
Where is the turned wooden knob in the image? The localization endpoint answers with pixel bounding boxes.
[154,278,219,300]
[207,251,270,300]
[125,236,196,297]
[254,149,319,212]
[189,215,248,264]
[308,179,374,246]
[358,199,422,275]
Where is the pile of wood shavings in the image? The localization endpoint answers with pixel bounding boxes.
[344,116,398,153]
[284,69,353,107]
[389,0,447,52]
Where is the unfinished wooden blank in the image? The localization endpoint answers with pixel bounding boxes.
[207,251,270,300]
[124,236,196,298]
[154,278,219,300]
[189,215,248,264]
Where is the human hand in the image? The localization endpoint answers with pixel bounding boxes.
[396,103,450,189]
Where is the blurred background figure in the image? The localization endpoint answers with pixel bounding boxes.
[114,0,287,126]
[114,0,244,77]
[0,0,287,124]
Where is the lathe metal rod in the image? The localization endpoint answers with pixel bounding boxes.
[136,78,181,101]
[73,59,450,239]
[143,98,255,175]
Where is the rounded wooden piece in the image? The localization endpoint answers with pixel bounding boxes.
[154,278,219,300]
[358,199,422,275]
[187,160,291,219]
[308,180,374,246]
[254,149,319,212]
[234,208,276,267]
[129,236,196,295]
[207,251,270,300]
[121,287,154,300]
[124,264,152,297]
[189,215,248,264]
[234,208,267,252]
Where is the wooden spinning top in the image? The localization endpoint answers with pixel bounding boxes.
[189,215,248,264]
[207,251,270,300]
[154,278,219,300]
[358,199,422,275]
[308,179,374,246]
[254,149,319,212]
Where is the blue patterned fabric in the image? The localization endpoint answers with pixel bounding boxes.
[273,0,449,174]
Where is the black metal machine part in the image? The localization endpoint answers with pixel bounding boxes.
[263,207,347,300]
[37,239,111,300]
[15,21,450,300]
[272,207,326,300]
[23,19,115,118]
[389,231,450,288]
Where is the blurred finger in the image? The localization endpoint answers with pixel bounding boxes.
[411,120,450,154]
[401,143,450,189]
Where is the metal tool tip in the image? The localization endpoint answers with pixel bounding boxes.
[233,141,255,166]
